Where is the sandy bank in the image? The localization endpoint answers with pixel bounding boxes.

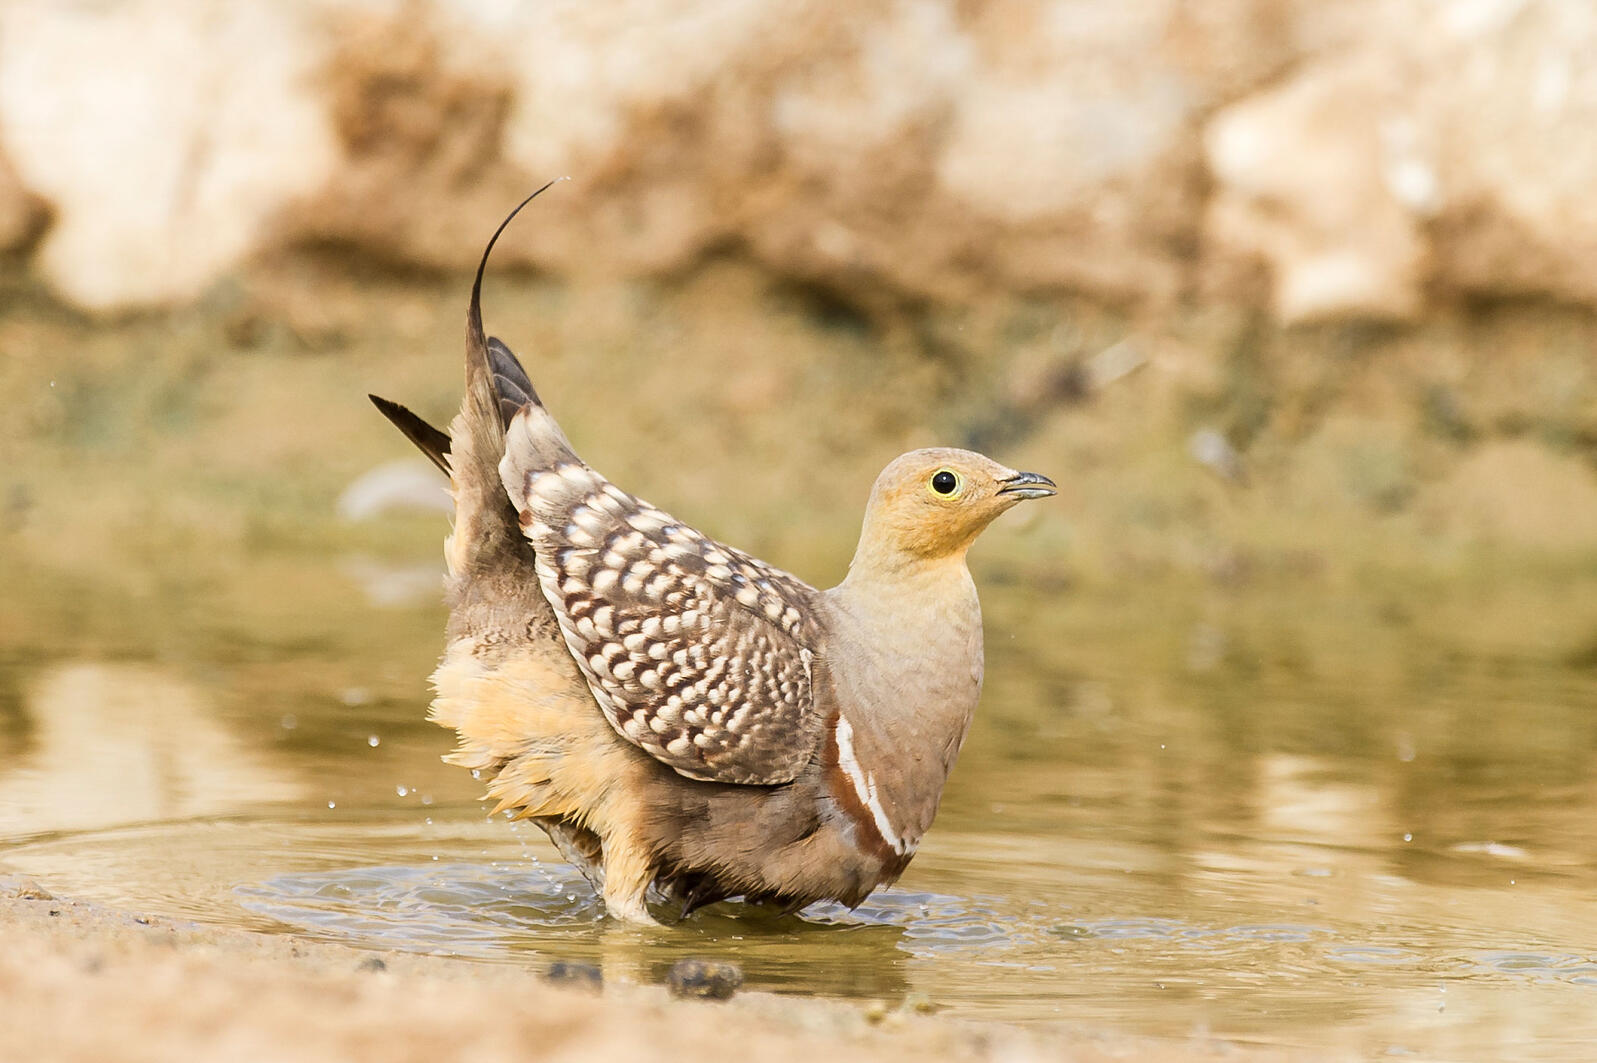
[0,877,1333,1063]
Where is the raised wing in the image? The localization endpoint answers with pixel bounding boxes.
[503,441,827,785]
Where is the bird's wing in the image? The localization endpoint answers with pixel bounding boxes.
[502,442,827,786]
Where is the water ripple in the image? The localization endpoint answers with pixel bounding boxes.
[236,862,606,956]
[1470,950,1597,988]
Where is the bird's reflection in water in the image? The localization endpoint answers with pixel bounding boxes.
[240,859,914,1001]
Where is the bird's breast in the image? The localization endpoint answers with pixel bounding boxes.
[813,577,985,866]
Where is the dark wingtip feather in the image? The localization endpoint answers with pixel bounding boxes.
[487,337,539,428]
[370,394,451,475]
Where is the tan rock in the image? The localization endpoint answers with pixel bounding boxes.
[333,0,1589,317]
[748,0,1294,306]
[5,0,1596,320]
[0,0,339,311]
[1424,0,1597,306]
[1205,0,1597,321]
[1203,55,1430,323]
[302,0,1294,308]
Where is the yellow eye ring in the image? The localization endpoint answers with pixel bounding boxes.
[928,468,962,498]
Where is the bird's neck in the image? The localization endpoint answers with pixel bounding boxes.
[834,551,980,650]
[822,555,985,855]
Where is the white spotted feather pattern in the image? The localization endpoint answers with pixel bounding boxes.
[514,460,826,785]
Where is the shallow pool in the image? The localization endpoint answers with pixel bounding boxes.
[4,565,1596,1060]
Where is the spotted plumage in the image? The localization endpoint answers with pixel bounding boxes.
[513,459,825,785]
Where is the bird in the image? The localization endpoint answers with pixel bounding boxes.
[370,186,1056,924]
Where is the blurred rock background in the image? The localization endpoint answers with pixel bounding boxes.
[2,0,1595,619]
[4,0,1596,319]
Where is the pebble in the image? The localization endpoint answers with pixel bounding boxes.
[665,958,742,1001]
[3,876,56,902]
[545,961,603,991]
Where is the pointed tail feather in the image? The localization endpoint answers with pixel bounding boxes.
[455,181,561,512]
[369,394,451,475]
[444,184,568,622]
[466,178,562,391]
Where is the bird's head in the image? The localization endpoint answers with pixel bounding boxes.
[850,447,1055,573]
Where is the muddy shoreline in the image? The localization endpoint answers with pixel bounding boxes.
[1,876,1334,1063]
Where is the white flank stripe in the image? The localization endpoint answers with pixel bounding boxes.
[834,715,908,855]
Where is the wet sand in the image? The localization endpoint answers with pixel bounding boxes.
[0,877,1335,1063]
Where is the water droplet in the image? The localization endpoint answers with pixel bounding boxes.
[367,735,380,747]
[420,794,433,806]
[1403,833,1413,842]
[424,817,432,825]
[395,785,409,797]
[280,714,298,731]
[327,801,337,809]
[471,769,481,779]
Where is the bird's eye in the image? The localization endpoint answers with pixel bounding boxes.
[930,469,961,497]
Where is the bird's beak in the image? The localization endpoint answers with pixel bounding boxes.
[996,471,1057,500]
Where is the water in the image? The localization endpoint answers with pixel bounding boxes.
[4,556,1597,1060]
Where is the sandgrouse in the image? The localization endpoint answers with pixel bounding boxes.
[371,188,1055,924]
